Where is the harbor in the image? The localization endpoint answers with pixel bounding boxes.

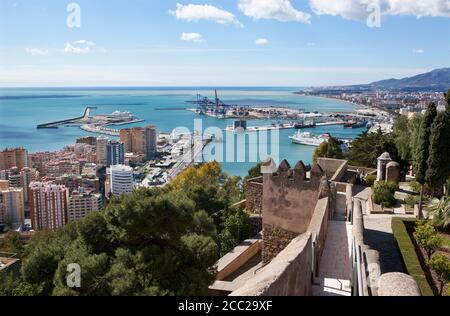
[37,107,144,136]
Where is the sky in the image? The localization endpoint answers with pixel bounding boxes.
[0,0,449,87]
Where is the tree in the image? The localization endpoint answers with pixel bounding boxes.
[2,188,219,296]
[372,181,399,208]
[409,114,424,161]
[0,231,24,256]
[313,137,343,164]
[426,90,450,193]
[426,197,450,231]
[218,209,255,256]
[427,254,450,296]
[346,130,399,168]
[393,115,413,161]
[415,220,443,260]
[414,103,437,211]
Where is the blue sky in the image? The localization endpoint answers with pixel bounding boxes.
[0,0,449,87]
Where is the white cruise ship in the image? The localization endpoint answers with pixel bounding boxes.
[289,131,330,147]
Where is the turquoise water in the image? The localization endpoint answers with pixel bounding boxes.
[0,87,365,177]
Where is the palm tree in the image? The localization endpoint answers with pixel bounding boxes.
[426,197,450,231]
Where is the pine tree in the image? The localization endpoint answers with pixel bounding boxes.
[414,103,437,211]
[426,89,450,195]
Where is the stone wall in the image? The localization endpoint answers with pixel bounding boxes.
[230,233,313,297]
[317,158,348,181]
[261,160,326,264]
[245,177,263,214]
[262,224,299,265]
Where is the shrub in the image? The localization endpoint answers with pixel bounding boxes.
[427,254,450,296]
[365,174,376,187]
[426,197,450,231]
[415,220,443,260]
[373,181,399,208]
[405,194,420,208]
[392,218,434,296]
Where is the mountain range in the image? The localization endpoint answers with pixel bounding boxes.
[367,68,450,91]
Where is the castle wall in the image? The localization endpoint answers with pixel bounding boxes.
[261,160,326,264]
[245,177,263,214]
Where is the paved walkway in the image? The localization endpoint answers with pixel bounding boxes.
[363,214,413,274]
[312,220,353,296]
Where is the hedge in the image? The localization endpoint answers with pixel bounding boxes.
[391,217,434,296]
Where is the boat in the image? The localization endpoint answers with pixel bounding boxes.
[344,119,368,129]
[294,118,316,129]
[289,131,330,147]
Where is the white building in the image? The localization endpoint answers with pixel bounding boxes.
[110,165,134,197]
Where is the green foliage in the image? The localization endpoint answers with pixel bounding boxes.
[415,220,443,260]
[372,181,399,208]
[365,174,377,187]
[0,162,254,296]
[245,163,262,180]
[391,218,434,296]
[414,103,437,185]
[346,130,398,168]
[408,114,424,159]
[0,231,24,256]
[426,98,450,189]
[427,254,450,296]
[426,197,450,231]
[405,194,420,208]
[312,137,343,164]
[393,115,413,161]
[218,209,255,257]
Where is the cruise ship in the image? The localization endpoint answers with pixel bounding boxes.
[289,131,330,147]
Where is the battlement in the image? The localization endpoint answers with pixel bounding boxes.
[261,158,333,264]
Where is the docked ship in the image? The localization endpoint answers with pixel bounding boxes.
[289,131,330,147]
[294,117,316,129]
[344,119,368,129]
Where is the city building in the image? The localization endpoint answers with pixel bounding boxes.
[29,182,69,231]
[68,188,103,222]
[46,158,81,177]
[0,148,28,171]
[0,167,39,203]
[119,125,157,159]
[76,136,97,146]
[55,174,100,194]
[0,187,25,227]
[109,165,134,197]
[96,137,108,165]
[145,125,158,159]
[107,140,125,167]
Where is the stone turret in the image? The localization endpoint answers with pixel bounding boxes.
[386,161,401,184]
[377,152,392,181]
[260,158,330,264]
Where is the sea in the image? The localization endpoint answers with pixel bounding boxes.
[0,87,366,178]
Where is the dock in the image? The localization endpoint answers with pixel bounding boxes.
[37,107,96,129]
[224,121,346,133]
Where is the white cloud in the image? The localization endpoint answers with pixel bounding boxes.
[238,0,311,23]
[413,48,425,54]
[255,38,269,45]
[64,40,95,54]
[181,32,206,43]
[310,0,450,21]
[73,40,96,46]
[25,48,49,56]
[169,3,242,26]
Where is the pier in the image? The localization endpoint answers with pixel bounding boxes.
[224,121,346,133]
[37,107,95,129]
[37,107,144,137]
